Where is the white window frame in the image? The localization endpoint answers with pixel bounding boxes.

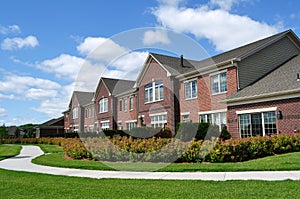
[124,97,128,112]
[184,79,197,100]
[99,98,108,113]
[145,81,164,103]
[72,107,78,119]
[211,72,227,95]
[150,112,167,128]
[129,96,134,110]
[238,111,277,138]
[126,120,137,130]
[119,99,122,112]
[199,110,227,131]
[100,120,110,130]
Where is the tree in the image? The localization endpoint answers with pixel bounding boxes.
[0,124,8,139]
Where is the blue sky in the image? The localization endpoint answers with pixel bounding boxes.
[0,0,299,126]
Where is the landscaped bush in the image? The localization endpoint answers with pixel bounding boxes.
[207,133,300,162]
[0,137,70,146]
[63,139,92,159]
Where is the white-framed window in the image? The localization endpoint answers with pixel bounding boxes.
[239,111,277,138]
[126,121,137,131]
[145,81,164,103]
[124,97,128,112]
[119,99,122,111]
[89,125,94,132]
[74,125,79,132]
[101,121,110,130]
[118,122,123,130]
[199,112,226,131]
[150,113,167,128]
[129,96,134,110]
[185,80,197,99]
[181,113,190,122]
[98,98,108,113]
[211,72,227,94]
[72,107,78,119]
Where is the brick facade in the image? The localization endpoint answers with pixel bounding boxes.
[228,98,300,138]
[117,94,138,130]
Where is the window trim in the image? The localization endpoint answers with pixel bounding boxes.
[124,97,128,112]
[98,98,108,113]
[184,79,197,100]
[129,96,134,111]
[72,107,78,119]
[211,71,227,95]
[144,81,164,104]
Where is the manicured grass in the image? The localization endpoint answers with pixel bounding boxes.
[1,169,299,199]
[0,144,22,160]
[32,145,300,172]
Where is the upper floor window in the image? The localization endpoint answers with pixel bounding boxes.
[98,98,108,113]
[145,81,164,103]
[72,107,78,119]
[185,80,197,99]
[119,100,122,112]
[129,96,134,110]
[124,97,128,112]
[211,72,227,94]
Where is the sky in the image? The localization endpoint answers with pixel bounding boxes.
[0,0,299,126]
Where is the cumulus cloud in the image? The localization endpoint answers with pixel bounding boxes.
[1,35,39,50]
[0,108,8,117]
[143,29,171,45]
[0,25,21,35]
[77,37,127,62]
[153,0,281,52]
[37,54,85,80]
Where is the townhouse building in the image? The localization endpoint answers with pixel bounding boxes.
[64,29,300,138]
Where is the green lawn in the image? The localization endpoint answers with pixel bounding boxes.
[0,169,299,199]
[0,144,21,161]
[32,145,300,172]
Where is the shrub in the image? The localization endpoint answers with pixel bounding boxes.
[176,122,199,141]
[63,139,92,160]
[219,127,231,141]
[126,127,162,138]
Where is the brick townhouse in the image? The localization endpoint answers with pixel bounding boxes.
[64,29,300,138]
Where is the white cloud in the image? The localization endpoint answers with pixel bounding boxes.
[209,0,239,11]
[0,93,15,100]
[143,29,171,45]
[37,54,85,80]
[0,25,21,35]
[153,1,281,52]
[24,88,58,100]
[0,75,61,95]
[77,37,127,62]
[1,35,39,50]
[0,108,8,117]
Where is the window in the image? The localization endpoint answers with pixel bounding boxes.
[89,125,94,132]
[211,72,227,94]
[119,100,122,111]
[145,81,164,103]
[182,114,190,122]
[129,96,134,110]
[126,121,137,131]
[98,98,108,113]
[124,97,128,112]
[150,113,167,128]
[199,112,226,131]
[239,111,277,138]
[185,80,197,99]
[72,107,78,119]
[118,122,123,130]
[101,122,110,130]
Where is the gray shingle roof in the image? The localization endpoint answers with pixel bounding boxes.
[73,91,94,106]
[102,77,135,95]
[226,55,300,102]
[151,30,293,76]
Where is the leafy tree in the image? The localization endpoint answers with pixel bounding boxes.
[0,124,8,139]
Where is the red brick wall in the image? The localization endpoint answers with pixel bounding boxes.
[95,83,114,130]
[198,67,238,112]
[83,104,95,132]
[137,59,175,132]
[117,94,137,130]
[228,97,300,138]
[70,96,81,131]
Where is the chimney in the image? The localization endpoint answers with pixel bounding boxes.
[180,54,184,67]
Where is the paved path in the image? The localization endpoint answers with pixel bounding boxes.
[1,145,300,181]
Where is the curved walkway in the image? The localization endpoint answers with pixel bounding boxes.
[1,145,300,181]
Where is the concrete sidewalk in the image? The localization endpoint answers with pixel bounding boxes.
[1,145,300,181]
